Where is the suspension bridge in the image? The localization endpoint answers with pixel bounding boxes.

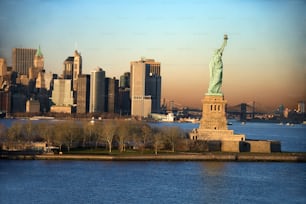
[226,101,257,121]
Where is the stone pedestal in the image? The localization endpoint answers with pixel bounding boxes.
[190,94,245,142]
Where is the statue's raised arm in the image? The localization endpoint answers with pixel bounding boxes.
[207,34,228,95]
[219,34,228,53]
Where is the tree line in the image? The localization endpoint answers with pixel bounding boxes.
[0,120,198,154]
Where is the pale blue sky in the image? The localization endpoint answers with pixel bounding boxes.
[0,0,305,110]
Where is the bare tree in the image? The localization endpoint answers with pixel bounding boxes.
[52,123,67,152]
[62,121,81,152]
[92,122,104,149]
[140,123,152,153]
[117,121,130,152]
[83,121,97,148]
[21,121,31,141]
[152,129,164,155]
[102,120,117,153]
[37,122,54,152]
[162,126,184,152]
[7,122,24,149]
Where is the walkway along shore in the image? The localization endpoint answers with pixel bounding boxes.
[1,152,306,162]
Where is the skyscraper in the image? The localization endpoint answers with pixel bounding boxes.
[90,68,105,113]
[118,72,131,116]
[12,48,36,76]
[63,56,74,80]
[77,74,90,114]
[30,46,44,80]
[105,77,119,113]
[62,50,82,91]
[130,58,161,117]
[120,72,130,88]
[33,45,44,70]
[51,79,73,106]
[73,50,82,91]
[0,58,7,77]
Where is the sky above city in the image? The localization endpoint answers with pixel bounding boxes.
[0,0,305,111]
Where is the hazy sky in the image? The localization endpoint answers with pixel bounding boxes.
[0,0,305,111]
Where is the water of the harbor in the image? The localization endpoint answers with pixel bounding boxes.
[0,160,305,204]
[0,119,306,203]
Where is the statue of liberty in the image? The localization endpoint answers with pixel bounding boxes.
[207,34,228,95]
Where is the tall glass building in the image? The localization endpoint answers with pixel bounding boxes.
[130,58,161,117]
[90,68,105,113]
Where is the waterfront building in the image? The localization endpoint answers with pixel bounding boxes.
[73,50,82,91]
[90,68,105,113]
[0,58,7,77]
[51,79,73,106]
[26,99,40,113]
[12,48,36,76]
[130,58,161,117]
[29,46,44,80]
[120,72,130,88]
[0,90,11,114]
[105,77,119,113]
[77,74,90,114]
[62,50,82,91]
[63,56,74,80]
[33,45,44,70]
[35,71,45,89]
[297,101,305,113]
[43,72,53,91]
[118,87,131,116]
[11,93,26,113]
[50,105,73,114]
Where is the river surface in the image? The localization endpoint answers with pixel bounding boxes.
[1,119,306,203]
[0,160,305,204]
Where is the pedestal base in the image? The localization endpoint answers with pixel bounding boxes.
[190,128,245,141]
[189,94,246,152]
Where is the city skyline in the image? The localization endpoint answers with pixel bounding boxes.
[0,0,305,110]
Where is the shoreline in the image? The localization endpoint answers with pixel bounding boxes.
[1,152,306,162]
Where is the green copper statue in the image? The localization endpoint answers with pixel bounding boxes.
[207,34,228,95]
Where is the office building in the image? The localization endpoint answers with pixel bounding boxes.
[33,45,44,70]
[73,50,82,91]
[105,77,119,113]
[12,48,36,76]
[0,58,7,77]
[11,93,26,113]
[62,50,82,91]
[29,46,44,80]
[120,72,130,88]
[297,101,305,113]
[130,58,161,117]
[51,79,73,106]
[26,99,40,113]
[63,56,74,80]
[90,68,105,113]
[36,71,45,89]
[77,74,90,114]
[118,88,131,116]
[0,90,11,114]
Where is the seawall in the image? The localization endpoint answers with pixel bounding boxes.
[1,153,305,162]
